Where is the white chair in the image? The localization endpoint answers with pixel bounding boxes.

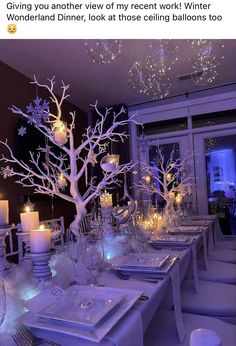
[181,279,236,324]
[197,259,236,284]
[5,224,20,262]
[42,216,65,246]
[190,329,221,346]
[144,309,236,346]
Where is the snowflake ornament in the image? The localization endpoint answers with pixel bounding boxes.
[26,96,50,126]
[0,166,14,179]
[18,126,27,137]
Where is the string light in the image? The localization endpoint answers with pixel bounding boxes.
[190,40,224,86]
[85,40,122,64]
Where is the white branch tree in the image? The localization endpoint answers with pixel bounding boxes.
[0,76,137,233]
[137,145,193,208]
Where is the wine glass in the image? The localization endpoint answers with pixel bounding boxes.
[0,280,6,326]
[67,238,84,283]
[82,238,104,286]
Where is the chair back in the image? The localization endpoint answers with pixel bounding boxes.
[42,216,65,246]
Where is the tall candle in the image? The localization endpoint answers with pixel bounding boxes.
[30,226,51,253]
[0,200,9,225]
[20,208,39,233]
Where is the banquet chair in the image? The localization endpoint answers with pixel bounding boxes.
[5,224,20,263]
[144,309,236,346]
[197,259,236,284]
[214,218,236,250]
[42,216,65,246]
[180,279,236,324]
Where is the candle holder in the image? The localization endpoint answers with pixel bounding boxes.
[51,120,68,146]
[0,225,12,273]
[30,251,52,282]
[100,154,119,173]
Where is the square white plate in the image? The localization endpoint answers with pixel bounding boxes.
[168,226,203,234]
[36,287,126,327]
[113,256,178,277]
[117,253,170,270]
[150,235,193,247]
[20,285,142,343]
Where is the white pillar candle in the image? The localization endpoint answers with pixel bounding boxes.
[30,226,51,253]
[0,200,9,225]
[20,209,39,233]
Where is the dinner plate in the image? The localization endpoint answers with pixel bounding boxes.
[36,287,126,327]
[150,235,194,248]
[113,256,178,277]
[20,285,142,343]
[167,226,203,235]
[117,253,170,270]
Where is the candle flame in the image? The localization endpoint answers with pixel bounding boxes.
[39,224,45,230]
[25,206,30,213]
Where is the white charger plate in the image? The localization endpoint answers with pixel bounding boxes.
[20,285,142,343]
[36,287,126,327]
[113,256,178,277]
[117,253,170,270]
[150,235,193,247]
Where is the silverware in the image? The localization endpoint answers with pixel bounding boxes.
[118,272,160,283]
[12,322,61,346]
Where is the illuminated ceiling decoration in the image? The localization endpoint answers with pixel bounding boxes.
[128,40,178,100]
[149,39,178,70]
[85,39,122,64]
[190,40,225,86]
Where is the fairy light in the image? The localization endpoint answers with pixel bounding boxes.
[85,40,122,64]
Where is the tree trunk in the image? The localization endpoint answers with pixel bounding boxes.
[69,203,87,235]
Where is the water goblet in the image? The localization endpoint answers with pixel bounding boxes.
[82,238,104,286]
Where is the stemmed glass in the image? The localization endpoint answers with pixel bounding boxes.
[82,238,104,286]
[0,280,6,326]
[67,237,84,284]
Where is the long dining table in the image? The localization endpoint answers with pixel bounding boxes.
[0,216,216,346]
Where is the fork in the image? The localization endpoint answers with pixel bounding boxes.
[12,322,61,346]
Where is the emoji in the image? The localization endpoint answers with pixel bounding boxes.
[7,24,17,34]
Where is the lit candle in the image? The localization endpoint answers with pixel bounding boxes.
[30,225,51,253]
[0,200,9,225]
[168,191,175,202]
[166,173,172,182]
[20,207,39,233]
[143,175,151,184]
[52,120,67,146]
[157,215,164,232]
[175,194,183,206]
[57,173,67,189]
[100,190,113,208]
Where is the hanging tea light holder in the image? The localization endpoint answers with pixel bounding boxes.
[100,154,120,173]
[57,173,68,190]
[51,120,68,146]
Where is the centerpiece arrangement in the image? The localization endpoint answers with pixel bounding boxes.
[137,145,193,228]
[0,76,137,235]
